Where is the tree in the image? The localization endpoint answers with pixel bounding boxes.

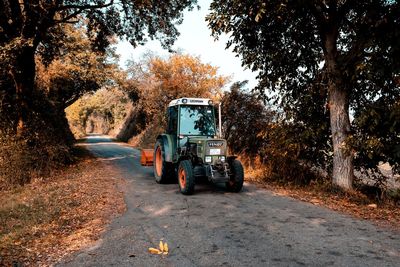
[0,0,197,137]
[221,81,273,158]
[117,53,229,146]
[128,53,228,120]
[36,23,119,110]
[0,1,197,186]
[207,1,400,190]
[1,21,121,186]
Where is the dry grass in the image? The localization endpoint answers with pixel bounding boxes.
[0,149,126,266]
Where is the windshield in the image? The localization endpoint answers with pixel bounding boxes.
[179,105,216,136]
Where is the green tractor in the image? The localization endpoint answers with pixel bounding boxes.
[153,97,244,195]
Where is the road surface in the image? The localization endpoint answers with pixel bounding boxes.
[59,135,400,267]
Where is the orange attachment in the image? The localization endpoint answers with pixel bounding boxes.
[140,149,154,166]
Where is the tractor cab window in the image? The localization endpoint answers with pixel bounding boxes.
[179,105,216,136]
[167,106,178,134]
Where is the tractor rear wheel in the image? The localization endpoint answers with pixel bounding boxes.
[178,160,195,195]
[226,159,244,192]
[154,139,174,184]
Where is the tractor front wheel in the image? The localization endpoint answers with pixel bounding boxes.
[178,160,195,195]
[226,159,244,192]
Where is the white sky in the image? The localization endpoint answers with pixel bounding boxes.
[115,0,258,90]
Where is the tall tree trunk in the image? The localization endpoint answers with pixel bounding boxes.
[9,45,36,137]
[324,31,354,190]
[325,30,354,190]
[329,84,353,190]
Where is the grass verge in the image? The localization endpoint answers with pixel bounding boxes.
[0,147,126,266]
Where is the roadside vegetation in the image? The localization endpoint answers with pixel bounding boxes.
[1,0,398,203]
[1,0,400,264]
[0,1,197,265]
[207,0,400,192]
[0,0,196,188]
[0,147,125,266]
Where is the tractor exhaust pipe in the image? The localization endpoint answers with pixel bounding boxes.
[219,102,222,138]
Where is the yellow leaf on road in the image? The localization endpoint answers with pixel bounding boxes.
[148,247,161,254]
[150,240,169,255]
[159,241,164,252]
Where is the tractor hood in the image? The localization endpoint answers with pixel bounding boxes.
[186,137,228,164]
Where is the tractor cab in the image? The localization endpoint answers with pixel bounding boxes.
[153,97,244,195]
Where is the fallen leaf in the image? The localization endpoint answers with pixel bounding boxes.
[159,241,164,252]
[164,242,169,254]
[148,247,161,254]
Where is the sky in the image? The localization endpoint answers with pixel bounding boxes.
[115,0,259,90]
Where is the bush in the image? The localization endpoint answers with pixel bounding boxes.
[0,92,74,189]
[222,81,324,185]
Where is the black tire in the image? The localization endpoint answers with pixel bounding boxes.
[226,159,244,192]
[154,139,174,184]
[178,160,195,195]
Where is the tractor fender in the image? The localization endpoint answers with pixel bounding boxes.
[156,134,176,163]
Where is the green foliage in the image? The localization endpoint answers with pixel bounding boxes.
[221,81,320,185]
[221,81,273,157]
[0,1,198,52]
[207,1,399,96]
[207,0,400,188]
[351,101,400,185]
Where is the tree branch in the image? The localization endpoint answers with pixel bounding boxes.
[337,0,354,23]
[63,93,82,108]
[56,0,114,12]
[52,0,114,24]
[54,10,83,24]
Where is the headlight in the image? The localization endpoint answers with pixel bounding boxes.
[205,156,212,163]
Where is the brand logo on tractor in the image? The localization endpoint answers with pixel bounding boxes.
[208,142,223,147]
[190,99,204,103]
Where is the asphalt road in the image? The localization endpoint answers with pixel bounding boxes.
[59,135,400,267]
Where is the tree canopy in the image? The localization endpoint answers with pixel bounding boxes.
[127,53,228,120]
[0,0,197,186]
[36,23,120,109]
[207,0,400,190]
[0,0,198,136]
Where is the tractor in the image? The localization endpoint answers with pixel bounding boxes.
[153,97,244,195]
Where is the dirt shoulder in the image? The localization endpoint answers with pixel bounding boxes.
[0,148,126,267]
[248,179,400,232]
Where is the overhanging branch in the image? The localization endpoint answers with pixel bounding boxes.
[56,0,114,12]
